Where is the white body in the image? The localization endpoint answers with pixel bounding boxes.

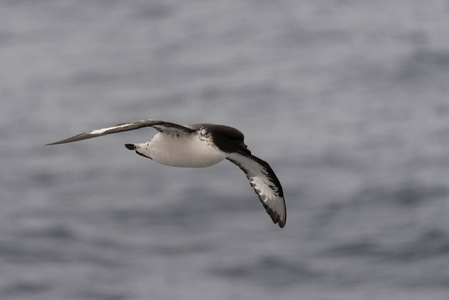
[135,132,227,167]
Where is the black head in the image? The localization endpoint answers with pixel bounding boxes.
[191,123,251,155]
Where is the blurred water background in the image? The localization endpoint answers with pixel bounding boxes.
[2,1,449,299]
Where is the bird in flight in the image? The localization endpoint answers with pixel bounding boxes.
[47,119,286,228]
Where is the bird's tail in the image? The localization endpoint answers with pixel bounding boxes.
[125,144,136,150]
[124,143,152,160]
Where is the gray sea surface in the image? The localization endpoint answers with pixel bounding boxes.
[2,1,449,299]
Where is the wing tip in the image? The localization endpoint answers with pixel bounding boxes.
[45,137,79,145]
[274,213,287,228]
[262,201,286,228]
[277,218,286,228]
[277,204,286,228]
[45,141,63,146]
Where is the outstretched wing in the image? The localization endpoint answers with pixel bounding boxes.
[227,152,286,228]
[46,119,196,145]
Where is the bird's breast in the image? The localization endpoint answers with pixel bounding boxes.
[142,132,227,168]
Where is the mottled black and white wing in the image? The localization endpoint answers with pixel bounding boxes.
[227,152,286,228]
[47,119,195,145]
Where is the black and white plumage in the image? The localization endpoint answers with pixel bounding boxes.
[47,119,286,228]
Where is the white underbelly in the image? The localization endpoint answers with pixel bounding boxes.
[140,133,227,167]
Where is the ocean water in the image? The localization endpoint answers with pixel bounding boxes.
[2,1,449,299]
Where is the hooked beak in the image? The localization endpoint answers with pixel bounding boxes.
[238,143,251,155]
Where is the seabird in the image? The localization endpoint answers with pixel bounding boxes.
[47,119,286,228]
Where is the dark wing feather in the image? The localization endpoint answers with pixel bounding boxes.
[227,152,286,228]
[46,119,195,145]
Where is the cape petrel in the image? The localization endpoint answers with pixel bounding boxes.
[47,119,286,228]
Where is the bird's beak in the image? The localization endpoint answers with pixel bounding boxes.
[238,143,251,155]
